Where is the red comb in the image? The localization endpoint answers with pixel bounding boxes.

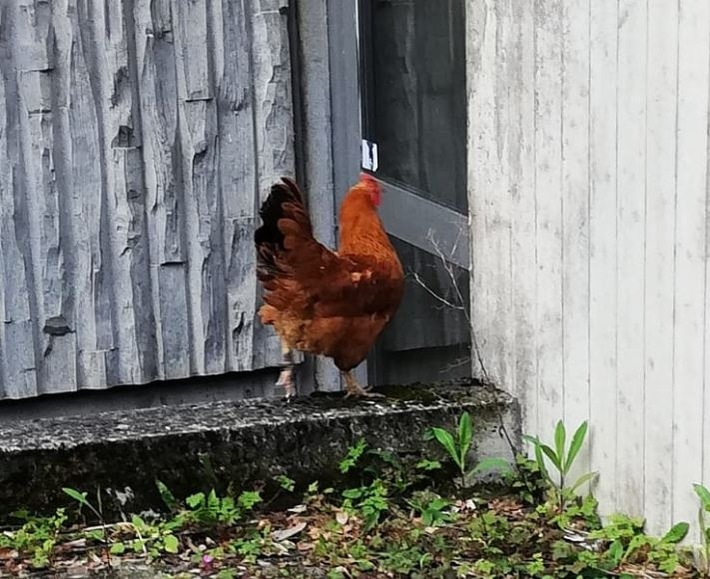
[360,172,377,183]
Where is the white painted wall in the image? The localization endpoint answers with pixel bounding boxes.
[467,0,710,537]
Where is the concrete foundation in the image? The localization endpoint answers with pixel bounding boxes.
[0,379,520,521]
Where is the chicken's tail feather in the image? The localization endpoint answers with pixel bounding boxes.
[254,177,312,281]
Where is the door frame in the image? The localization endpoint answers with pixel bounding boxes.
[294,0,471,390]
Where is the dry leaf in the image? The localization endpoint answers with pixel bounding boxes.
[0,548,17,560]
[271,542,290,555]
[63,538,87,550]
[272,521,307,542]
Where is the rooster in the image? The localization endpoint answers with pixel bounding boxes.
[254,173,404,398]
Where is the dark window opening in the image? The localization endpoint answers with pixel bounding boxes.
[358,0,471,385]
[359,0,467,211]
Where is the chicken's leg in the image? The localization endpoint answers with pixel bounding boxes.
[343,370,384,399]
[276,342,297,399]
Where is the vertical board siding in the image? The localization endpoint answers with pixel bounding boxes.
[643,0,678,534]
[250,0,295,372]
[672,0,710,531]
[0,0,294,399]
[510,0,537,439]
[533,0,565,448]
[560,0,590,486]
[616,0,647,517]
[468,0,710,536]
[468,0,515,396]
[588,0,618,516]
[295,0,341,393]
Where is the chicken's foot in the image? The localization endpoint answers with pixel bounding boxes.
[276,346,297,400]
[343,370,384,399]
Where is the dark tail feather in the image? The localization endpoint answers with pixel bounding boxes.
[254,177,306,279]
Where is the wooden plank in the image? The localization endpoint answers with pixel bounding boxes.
[507,0,537,434]
[186,100,227,375]
[533,0,564,444]
[327,0,363,204]
[705,169,710,494]
[14,0,53,72]
[487,0,514,391]
[210,0,259,373]
[615,0,648,518]
[175,0,211,101]
[0,31,35,397]
[61,0,107,388]
[75,0,143,386]
[588,0,618,515]
[0,52,8,394]
[706,87,710,508]
[0,7,12,398]
[561,0,591,482]
[25,65,80,395]
[133,0,191,379]
[171,0,224,375]
[48,0,91,393]
[102,0,147,385]
[4,1,50,397]
[18,66,64,393]
[119,141,160,382]
[119,0,160,382]
[296,0,340,392]
[644,0,678,534]
[468,0,498,383]
[155,263,191,379]
[73,0,118,384]
[672,0,710,533]
[250,0,295,203]
[249,0,296,371]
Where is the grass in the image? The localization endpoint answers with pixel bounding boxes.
[0,415,704,578]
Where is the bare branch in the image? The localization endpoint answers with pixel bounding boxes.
[411,272,465,312]
[425,228,470,325]
[410,225,518,459]
[440,356,471,374]
[412,226,490,385]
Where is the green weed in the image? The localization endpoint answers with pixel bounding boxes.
[523,420,597,511]
[427,411,510,487]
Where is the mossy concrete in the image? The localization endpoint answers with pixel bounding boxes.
[0,380,520,520]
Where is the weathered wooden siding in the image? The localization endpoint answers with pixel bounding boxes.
[0,0,292,399]
[468,0,710,536]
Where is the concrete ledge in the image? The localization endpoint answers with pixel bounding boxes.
[0,380,520,520]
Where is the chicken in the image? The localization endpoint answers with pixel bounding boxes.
[254,173,404,398]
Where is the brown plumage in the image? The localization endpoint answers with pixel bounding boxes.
[254,174,404,397]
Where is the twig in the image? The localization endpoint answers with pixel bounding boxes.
[439,356,472,374]
[411,272,465,311]
[411,227,518,460]
[416,227,490,384]
[81,521,132,533]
